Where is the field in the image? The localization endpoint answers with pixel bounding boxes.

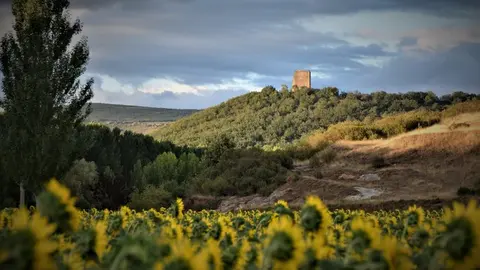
[85,103,199,134]
[1,179,479,270]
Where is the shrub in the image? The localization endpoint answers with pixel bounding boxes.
[190,148,292,197]
[313,168,323,179]
[318,148,336,164]
[456,187,476,196]
[128,185,172,210]
[371,156,387,169]
[305,109,442,145]
[62,159,99,208]
[286,172,300,184]
[309,155,321,168]
[374,110,441,137]
[442,100,480,118]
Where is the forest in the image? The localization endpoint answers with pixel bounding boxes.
[152,86,479,148]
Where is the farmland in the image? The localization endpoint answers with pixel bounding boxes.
[1,179,479,269]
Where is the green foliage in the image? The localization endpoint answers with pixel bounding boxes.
[309,155,321,168]
[317,148,337,164]
[204,134,236,166]
[139,152,203,199]
[0,0,94,206]
[152,87,478,148]
[190,148,293,197]
[442,100,480,118]
[128,185,172,210]
[62,159,99,208]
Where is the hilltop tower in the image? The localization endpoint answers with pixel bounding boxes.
[292,70,311,90]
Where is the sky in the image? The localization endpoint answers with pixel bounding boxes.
[0,0,480,109]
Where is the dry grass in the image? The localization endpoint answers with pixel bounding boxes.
[218,112,480,211]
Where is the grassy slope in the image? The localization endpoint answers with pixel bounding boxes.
[215,110,480,211]
[86,103,199,123]
[152,88,476,147]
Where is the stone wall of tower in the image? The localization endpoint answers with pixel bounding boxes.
[292,70,311,90]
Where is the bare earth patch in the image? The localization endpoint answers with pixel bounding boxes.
[213,113,480,212]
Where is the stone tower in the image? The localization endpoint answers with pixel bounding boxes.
[292,70,311,90]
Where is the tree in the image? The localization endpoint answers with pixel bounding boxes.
[63,158,99,208]
[0,0,94,207]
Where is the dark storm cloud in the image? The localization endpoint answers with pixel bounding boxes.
[341,42,480,94]
[1,0,479,108]
[63,0,480,18]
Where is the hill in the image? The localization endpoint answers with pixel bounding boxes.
[212,109,480,211]
[85,103,199,134]
[151,87,479,148]
[86,103,198,123]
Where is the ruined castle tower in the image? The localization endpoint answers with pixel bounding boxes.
[292,70,311,90]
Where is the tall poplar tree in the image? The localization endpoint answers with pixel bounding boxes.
[0,0,94,207]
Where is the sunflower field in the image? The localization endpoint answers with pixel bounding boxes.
[0,179,479,270]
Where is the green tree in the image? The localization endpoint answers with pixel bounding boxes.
[62,158,99,208]
[0,0,94,207]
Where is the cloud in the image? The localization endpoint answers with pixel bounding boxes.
[0,0,479,108]
[87,72,263,109]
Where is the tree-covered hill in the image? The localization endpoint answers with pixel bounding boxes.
[151,86,479,148]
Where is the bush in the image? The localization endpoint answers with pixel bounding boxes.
[456,187,476,196]
[318,148,336,164]
[309,155,321,168]
[128,185,172,210]
[371,156,387,169]
[190,148,292,197]
[304,109,443,147]
[442,100,480,118]
[62,159,99,208]
[286,172,300,183]
[313,168,323,179]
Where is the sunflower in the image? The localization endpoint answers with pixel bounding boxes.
[327,224,346,248]
[235,239,250,270]
[57,234,76,252]
[161,217,185,240]
[300,196,333,234]
[370,235,414,270]
[273,200,295,221]
[120,206,132,229]
[263,216,306,270]
[154,240,208,270]
[94,221,109,260]
[38,178,81,233]
[2,208,58,270]
[309,232,335,260]
[62,251,84,270]
[168,198,185,220]
[436,200,480,269]
[405,205,425,233]
[219,217,237,245]
[346,217,382,260]
[204,239,222,270]
[275,200,289,209]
